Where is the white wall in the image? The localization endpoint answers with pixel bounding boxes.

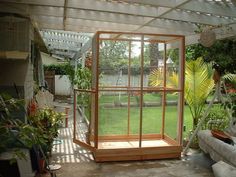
[55,75,71,96]
[100,74,149,87]
[41,52,58,65]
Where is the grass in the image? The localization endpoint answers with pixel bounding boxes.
[99,106,192,138]
[98,94,192,139]
[100,93,178,104]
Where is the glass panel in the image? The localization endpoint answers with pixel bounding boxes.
[116,34,142,41]
[130,41,141,88]
[74,90,94,145]
[129,94,140,136]
[144,35,179,42]
[142,92,162,135]
[99,40,129,88]
[164,92,179,140]
[143,42,165,89]
[98,91,128,136]
[166,41,180,89]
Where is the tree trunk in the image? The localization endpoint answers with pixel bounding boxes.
[149,43,160,70]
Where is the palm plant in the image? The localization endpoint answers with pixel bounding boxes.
[183,58,214,130]
[149,57,215,130]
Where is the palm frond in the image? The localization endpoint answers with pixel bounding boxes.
[222,73,236,82]
[184,58,214,119]
[149,69,163,87]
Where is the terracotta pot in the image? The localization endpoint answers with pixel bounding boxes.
[39,158,45,173]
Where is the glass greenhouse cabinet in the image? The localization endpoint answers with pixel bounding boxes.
[73,31,185,162]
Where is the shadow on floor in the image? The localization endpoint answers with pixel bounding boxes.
[37,100,214,177]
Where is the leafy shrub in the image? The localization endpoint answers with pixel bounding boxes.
[202,106,229,130]
[28,108,64,156]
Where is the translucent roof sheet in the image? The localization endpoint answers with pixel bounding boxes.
[0,0,235,56]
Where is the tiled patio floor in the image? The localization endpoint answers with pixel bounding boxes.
[39,100,215,177]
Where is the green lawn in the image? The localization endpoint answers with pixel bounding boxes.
[99,106,192,138]
[98,93,192,139]
[100,93,179,104]
[79,93,192,139]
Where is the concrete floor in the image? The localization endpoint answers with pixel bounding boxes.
[39,100,215,177]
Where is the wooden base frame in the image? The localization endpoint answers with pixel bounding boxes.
[89,134,181,162]
[94,138,182,162]
[94,147,182,162]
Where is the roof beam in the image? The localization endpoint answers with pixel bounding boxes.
[162,10,235,26]
[46,42,80,51]
[0,0,163,17]
[180,0,236,18]
[63,0,68,30]
[149,19,197,32]
[0,3,64,17]
[52,50,75,58]
[67,0,164,17]
[1,1,235,32]
[134,0,192,31]
[66,18,140,31]
[41,29,92,38]
[72,37,92,60]
[67,9,153,26]
[112,0,186,8]
[136,26,191,35]
[0,0,64,7]
[1,0,235,19]
[40,33,90,43]
[114,0,236,18]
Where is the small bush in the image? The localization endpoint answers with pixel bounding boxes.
[202,106,229,130]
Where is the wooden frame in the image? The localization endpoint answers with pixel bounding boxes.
[73,31,185,162]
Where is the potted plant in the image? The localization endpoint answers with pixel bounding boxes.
[28,107,64,157]
[74,67,92,142]
[0,93,45,176]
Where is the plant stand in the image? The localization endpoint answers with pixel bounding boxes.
[47,164,61,177]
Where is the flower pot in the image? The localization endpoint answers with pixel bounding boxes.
[39,158,45,174]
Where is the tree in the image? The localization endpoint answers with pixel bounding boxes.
[186,38,236,74]
[99,40,128,73]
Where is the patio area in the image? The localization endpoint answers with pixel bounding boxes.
[39,100,215,177]
[0,1,236,177]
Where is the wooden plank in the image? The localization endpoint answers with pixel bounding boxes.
[164,134,179,146]
[161,44,167,138]
[128,41,131,135]
[94,33,99,149]
[95,146,181,156]
[74,88,96,93]
[94,146,182,162]
[99,37,166,43]
[98,87,182,92]
[96,134,162,141]
[97,31,185,38]
[73,138,95,152]
[73,89,76,139]
[0,51,28,59]
[177,36,185,145]
[139,35,144,147]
